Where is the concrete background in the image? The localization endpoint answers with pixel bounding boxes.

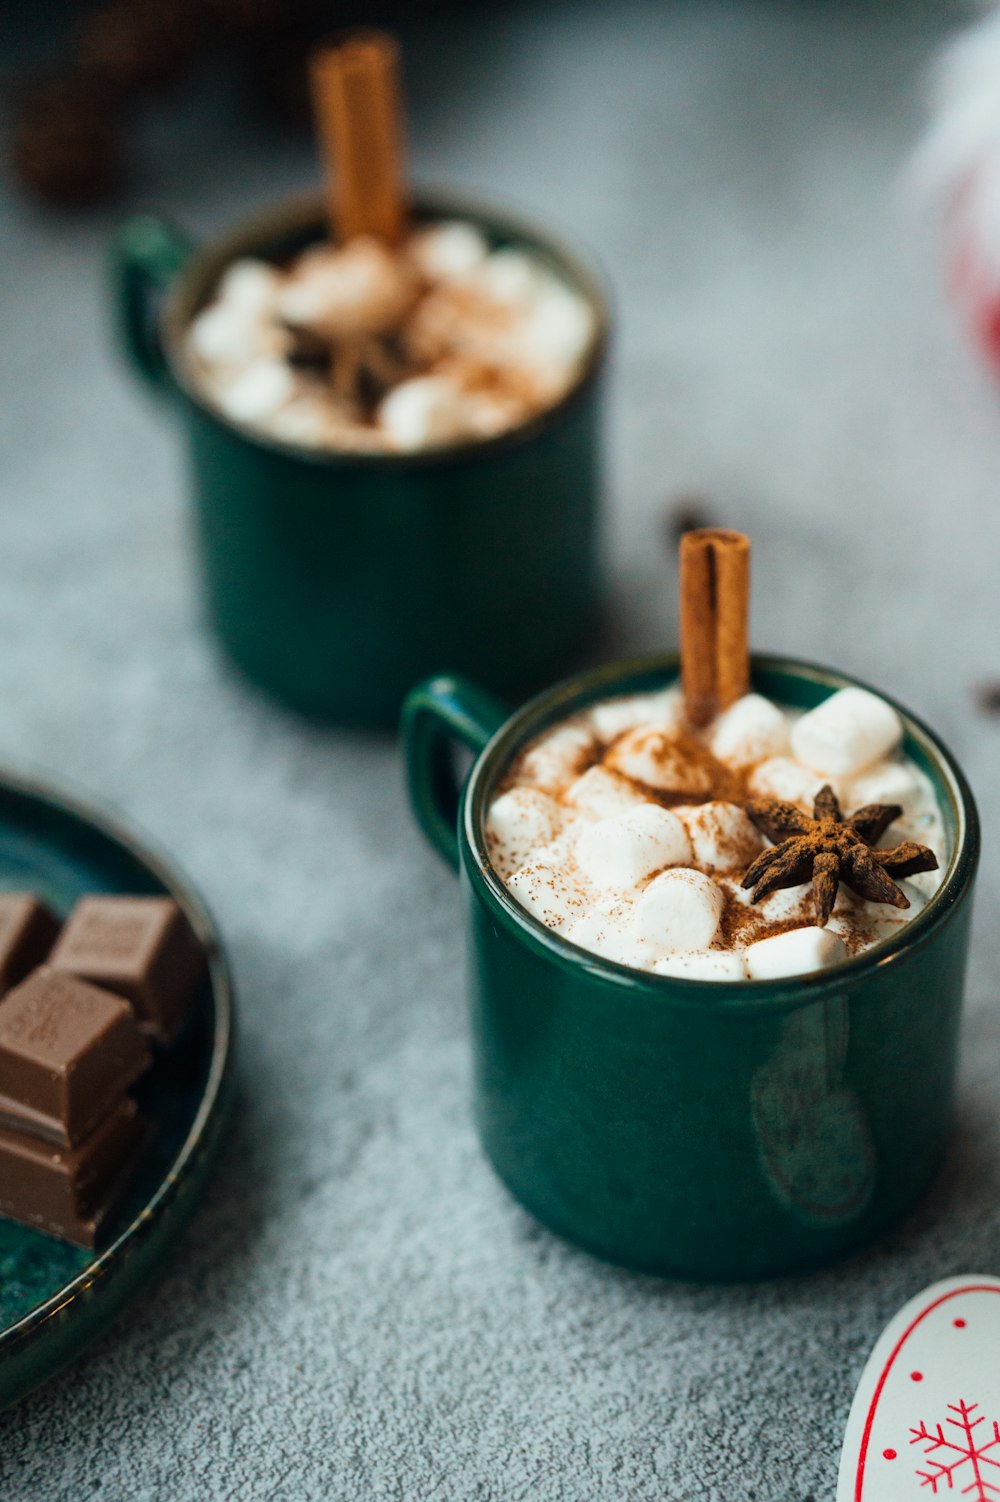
[2,3,999,1497]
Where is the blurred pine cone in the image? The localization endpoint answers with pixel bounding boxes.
[75,0,206,96]
[9,72,123,207]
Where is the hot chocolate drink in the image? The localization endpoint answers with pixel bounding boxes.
[184,35,595,454]
[184,225,596,453]
[487,681,945,981]
[486,532,945,981]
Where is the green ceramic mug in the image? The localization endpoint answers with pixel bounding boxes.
[402,654,980,1281]
[111,192,609,727]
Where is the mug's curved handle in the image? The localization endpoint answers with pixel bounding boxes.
[111,215,193,396]
[402,675,508,872]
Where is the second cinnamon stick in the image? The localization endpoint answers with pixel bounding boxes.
[310,32,407,245]
[680,529,750,727]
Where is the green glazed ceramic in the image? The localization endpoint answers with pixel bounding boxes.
[0,765,235,1407]
[403,655,980,1281]
[111,192,608,728]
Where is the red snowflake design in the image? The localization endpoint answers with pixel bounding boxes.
[910,1401,1000,1497]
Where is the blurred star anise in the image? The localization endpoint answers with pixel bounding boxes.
[740,784,938,926]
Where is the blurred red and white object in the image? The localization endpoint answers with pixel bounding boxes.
[917,7,1000,374]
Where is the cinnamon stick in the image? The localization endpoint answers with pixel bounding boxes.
[679,529,750,727]
[310,32,407,245]
[679,532,717,729]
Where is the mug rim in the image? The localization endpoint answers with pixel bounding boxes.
[461,652,980,1012]
[158,186,611,471]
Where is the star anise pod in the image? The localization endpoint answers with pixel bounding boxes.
[740,784,939,926]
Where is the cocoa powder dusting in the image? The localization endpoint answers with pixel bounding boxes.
[635,730,748,807]
[716,889,809,950]
[598,723,749,807]
[501,714,749,809]
[497,719,600,798]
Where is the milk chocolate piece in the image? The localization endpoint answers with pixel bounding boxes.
[0,1097,148,1247]
[0,969,151,1146]
[48,896,205,1044]
[0,894,59,996]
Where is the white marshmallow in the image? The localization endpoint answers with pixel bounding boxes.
[267,397,326,447]
[631,869,724,955]
[745,926,847,980]
[575,806,692,891]
[847,760,928,817]
[563,766,644,819]
[897,876,935,911]
[678,801,762,872]
[608,728,713,796]
[749,757,830,811]
[723,878,816,926]
[216,258,281,315]
[378,375,469,451]
[898,802,944,837]
[711,694,790,768]
[410,222,489,281]
[589,688,683,742]
[835,873,932,928]
[518,724,595,794]
[827,909,906,950]
[476,248,544,303]
[791,688,902,777]
[278,237,413,338]
[653,950,748,982]
[564,908,632,963]
[269,401,389,454]
[275,256,335,328]
[215,359,296,423]
[507,862,582,930]
[720,877,822,925]
[521,282,595,374]
[458,387,529,439]
[188,303,287,367]
[485,788,561,872]
[751,882,815,924]
[899,867,942,901]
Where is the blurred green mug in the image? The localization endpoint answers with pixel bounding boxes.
[111,191,609,727]
[402,654,979,1281]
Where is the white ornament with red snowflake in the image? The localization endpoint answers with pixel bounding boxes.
[911,1400,1000,1495]
[838,1275,1000,1501]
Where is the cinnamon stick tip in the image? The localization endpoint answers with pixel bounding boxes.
[680,528,750,556]
[310,29,400,78]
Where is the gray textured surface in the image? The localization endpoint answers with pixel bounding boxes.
[2,2,1000,1498]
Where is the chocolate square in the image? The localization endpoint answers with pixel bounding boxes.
[48,896,205,1044]
[0,968,151,1146]
[0,1097,148,1247]
[0,894,59,996]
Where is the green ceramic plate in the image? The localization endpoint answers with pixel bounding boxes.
[0,764,235,1409]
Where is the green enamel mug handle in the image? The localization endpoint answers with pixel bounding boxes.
[402,676,508,871]
[111,214,193,396]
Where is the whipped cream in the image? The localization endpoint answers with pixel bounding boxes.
[184,222,597,453]
[485,683,947,982]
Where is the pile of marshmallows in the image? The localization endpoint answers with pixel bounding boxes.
[185,221,596,452]
[486,685,945,983]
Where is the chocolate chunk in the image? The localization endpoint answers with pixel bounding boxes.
[48,896,205,1044]
[0,1097,148,1247]
[0,894,59,996]
[0,969,151,1146]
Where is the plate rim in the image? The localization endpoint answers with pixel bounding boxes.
[0,759,235,1360]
